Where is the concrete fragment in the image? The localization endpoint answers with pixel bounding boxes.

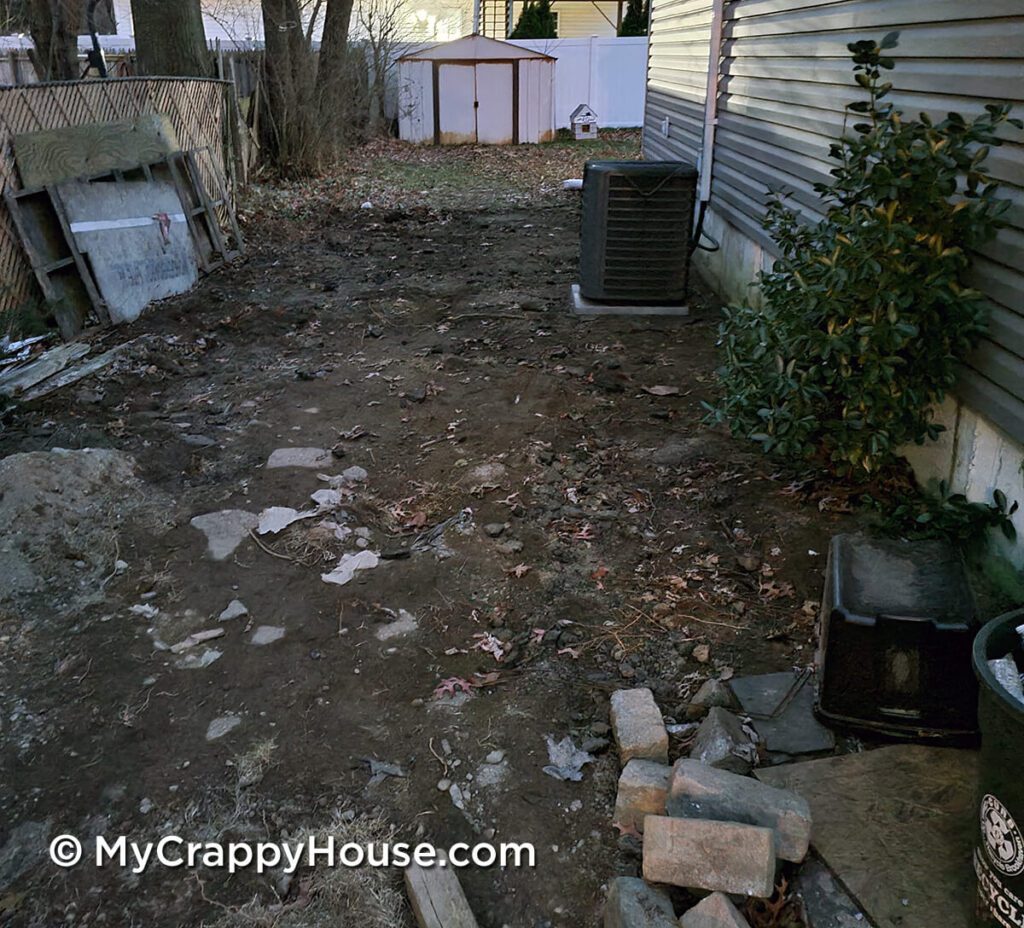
[613,758,671,834]
[642,816,775,897]
[190,509,258,560]
[219,599,248,622]
[666,759,811,862]
[250,625,286,646]
[175,648,222,670]
[266,447,332,468]
[680,892,750,928]
[206,714,241,741]
[604,876,676,928]
[610,688,669,764]
[690,707,757,774]
[169,627,224,653]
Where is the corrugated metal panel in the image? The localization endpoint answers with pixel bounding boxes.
[644,0,1024,442]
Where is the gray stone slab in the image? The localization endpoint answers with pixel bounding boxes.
[571,283,690,316]
[757,745,978,928]
[60,178,198,324]
[729,672,835,756]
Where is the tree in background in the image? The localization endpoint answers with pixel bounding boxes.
[510,0,556,39]
[26,0,83,79]
[130,0,209,76]
[355,0,411,135]
[260,0,318,174]
[617,0,647,36]
[316,0,357,144]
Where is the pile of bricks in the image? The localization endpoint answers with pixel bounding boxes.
[605,687,813,928]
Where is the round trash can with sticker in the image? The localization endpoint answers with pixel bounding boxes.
[973,608,1024,927]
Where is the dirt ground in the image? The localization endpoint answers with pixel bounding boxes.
[0,133,857,927]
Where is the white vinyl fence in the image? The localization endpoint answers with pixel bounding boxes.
[509,36,647,129]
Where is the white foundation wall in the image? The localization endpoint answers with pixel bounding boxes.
[695,205,1024,569]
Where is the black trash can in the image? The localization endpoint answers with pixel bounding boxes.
[973,608,1024,927]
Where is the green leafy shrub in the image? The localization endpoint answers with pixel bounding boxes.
[867,483,1018,556]
[708,33,1021,475]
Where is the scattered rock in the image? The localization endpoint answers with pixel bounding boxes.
[642,816,776,897]
[693,643,711,664]
[495,539,524,555]
[250,626,286,646]
[138,798,154,815]
[691,678,741,711]
[604,876,677,928]
[610,688,669,765]
[680,892,752,928]
[437,778,452,791]
[169,627,225,653]
[343,465,369,483]
[219,599,249,622]
[582,736,610,755]
[190,509,258,561]
[735,554,761,573]
[206,714,241,741]
[650,438,704,467]
[667,759,811,862]
[484,522,506,538]
[613,758,671,835]
[484,749,505,765]
[266,447,332,469]
[175,648,222,670]
[375,609,418,641]
[690,708,757,774]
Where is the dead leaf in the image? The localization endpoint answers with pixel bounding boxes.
[642,385,681,396]
[432,676,475,699]
[510,563,531,578]
[693,643,711,663]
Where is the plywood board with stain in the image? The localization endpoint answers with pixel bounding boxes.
[58,178,198,324]
[14,115,180,190]
[757,744,979,928]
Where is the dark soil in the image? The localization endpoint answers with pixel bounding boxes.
[0,135,854,927]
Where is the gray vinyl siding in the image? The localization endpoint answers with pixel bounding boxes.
[643,0,1024,443]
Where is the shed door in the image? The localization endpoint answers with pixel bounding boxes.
[475,63,514,145]
[437,64,476,144]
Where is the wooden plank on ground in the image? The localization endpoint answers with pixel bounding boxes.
[13,114,180,189]
[404,860,480,928]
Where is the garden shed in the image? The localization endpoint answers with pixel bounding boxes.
[398,35,556,146]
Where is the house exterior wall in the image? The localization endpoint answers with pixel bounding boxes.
[644,0,1024,564]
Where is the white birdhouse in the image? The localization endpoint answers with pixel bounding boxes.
[570,103,599,141]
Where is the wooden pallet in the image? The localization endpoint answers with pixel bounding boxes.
[3,148,242,337]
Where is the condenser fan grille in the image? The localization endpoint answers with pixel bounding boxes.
[579,161,698,304]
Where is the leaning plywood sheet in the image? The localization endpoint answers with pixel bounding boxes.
[757,744,978,928]
[13,115,180,189]
[58,178,199,324]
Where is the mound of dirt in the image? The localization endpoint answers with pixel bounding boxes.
[0,447,155,608]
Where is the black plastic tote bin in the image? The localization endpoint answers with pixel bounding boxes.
[973,608,1024,927]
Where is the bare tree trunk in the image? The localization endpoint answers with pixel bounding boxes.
[261,0,318,175]
[315,0,355,147]
[130,0,209,76]
[28,0,84,80]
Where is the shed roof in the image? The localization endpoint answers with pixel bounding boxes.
[398,34,557,62]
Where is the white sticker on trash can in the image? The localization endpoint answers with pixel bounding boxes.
[983,794,1024,877]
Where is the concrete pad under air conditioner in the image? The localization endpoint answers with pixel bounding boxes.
[570,284,689,317]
